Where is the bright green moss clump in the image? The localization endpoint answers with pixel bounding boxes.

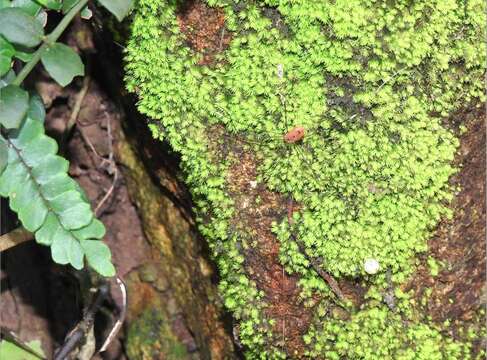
[125,0,486,357]
[304,305,472,360]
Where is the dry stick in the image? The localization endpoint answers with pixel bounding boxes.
[287,198,347,303]
[384,267,396,311]
[218,26,226,51]
[295,238,347,303]
[98,277,127,353]
[79,127,105,162]
[54,283,110,360]
[63,74,91,145]
[94,170,117,216]
[61,75,116,216]
[0,227,33,252]
[94,116,118,216]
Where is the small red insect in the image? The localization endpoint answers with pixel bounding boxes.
[283,126,305,143]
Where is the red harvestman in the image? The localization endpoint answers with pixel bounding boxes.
[208,62,339,200]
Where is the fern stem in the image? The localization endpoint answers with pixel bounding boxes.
[0,227,32,252]
[12,0,90,86]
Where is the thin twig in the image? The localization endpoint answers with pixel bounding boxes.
[0,227,33,252]
[375,67,407,94]
[300,243,347,303]
[78,128,105,162]
[0,327,46,359]
[218,26,226,51]
[384,267,395,310]
[94,170,118,216]
[94,116,118,216]
[62,74,91,149]
[290,231,348,303]
[98,277,127,353]
[287,199,347,303]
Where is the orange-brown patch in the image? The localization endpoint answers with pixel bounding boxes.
[126,281,158,322]
[226,150,313,355]
[177,0,231,65]
[212,124,367,355]
[283,126,306,143]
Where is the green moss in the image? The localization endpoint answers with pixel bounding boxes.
[427,256,441,277]
[304,305,472,359]
[126,308,188,360]
[125,0,486,357]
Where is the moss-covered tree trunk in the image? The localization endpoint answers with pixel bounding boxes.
[122,0,486,358]
[113,119,236,360]
[83,19,237,358]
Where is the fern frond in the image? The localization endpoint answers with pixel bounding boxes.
[0,116,115,276]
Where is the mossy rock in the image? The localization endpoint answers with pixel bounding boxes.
[126,307,189,360]
[125,0,486,358]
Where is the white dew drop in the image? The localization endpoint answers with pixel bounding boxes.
[364,258,380,274]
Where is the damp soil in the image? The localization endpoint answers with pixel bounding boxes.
[177,0,231,65]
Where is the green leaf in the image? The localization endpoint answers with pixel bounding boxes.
[18,190,48,231]
[40,43,84,86]
[81,240,116,277]
[0,135,7,174]
[0,117,114,274]
[72,218,106,240]
[97,0,132,21]
[0,8,44,47]
[0,339,44,360]
[0,85,29,129]
[61,0,78,13]
[20,135,57,165]
[0,36,15,77]
[9,174,36,212]
[35,0,62,10]
[4,160,48,234]
[35,9,47,27]
[0,151,27,197]
[80,5,92,20]
[40,174,77,200]
[31,155,69,183]
[27,93,45,122]
[35,213,59,245]
[15,49,35,63]
[0,54,11,77]
[0,69,15,88]
[50,189,93,229]
[51,228,84,269]
[11,0,42,16]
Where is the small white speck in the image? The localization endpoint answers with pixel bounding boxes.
[277,64,284,79]
[249,180,258,189]
[364,258,380,274]
[241,199,249,208]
